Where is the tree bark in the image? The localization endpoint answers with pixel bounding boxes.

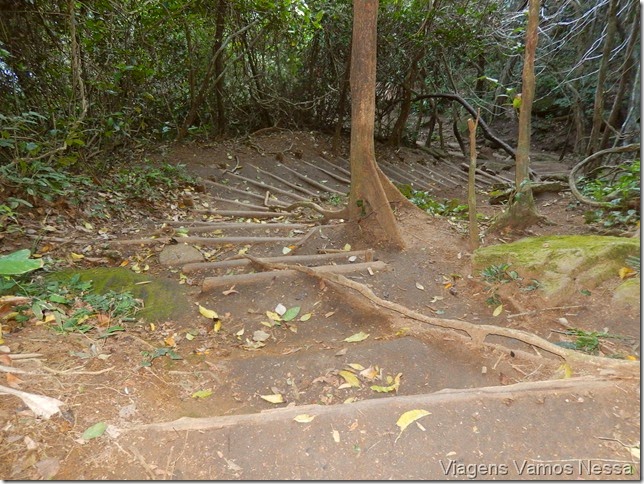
[213,0,227,136]
[348,0,405,249]
[600,5,639,149]
[586,0,619,155]
[332,40,352,154]
[68,0,88,121]
[490,0,542,232]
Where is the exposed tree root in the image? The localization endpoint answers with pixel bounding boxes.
[569,143,640,208]
[246,256,639,376]
[122,377,622,433]
[281,201,349,222]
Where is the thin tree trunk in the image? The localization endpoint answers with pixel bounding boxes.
[467,115,479,250]
[387,3,438,147]
[68,0,87,121]
[242,32,272,128]
[490,0,542,232]
[586,0,619,155]
[177,19,258,140]
[600,5,639,149]
[333,40,352,154]
[213,0,227,135]
[514,0,539,192]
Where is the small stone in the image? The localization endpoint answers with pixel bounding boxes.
[159,244,204,266]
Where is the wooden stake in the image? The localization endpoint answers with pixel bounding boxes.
[467,112,480,250]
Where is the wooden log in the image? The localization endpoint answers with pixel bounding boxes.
[210,197,269,211]
[459,163,513,185]
[277,163,346,195]
[165,221,311,230]
[191,209,289,219]
[183,249,374,273]
[201,260,388,292]
[250,164,321,198]
[224,172,310,202]
[111,236,301,246]
[315,156,352,177]
[203,180,289,207]
[381,162,435,191]
[162,223,311,235]
[300,160,351,185]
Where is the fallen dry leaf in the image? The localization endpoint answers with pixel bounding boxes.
[396,409,431,442]
[260,393,284,404]
[222,285,239,296]
[293,414,316,423]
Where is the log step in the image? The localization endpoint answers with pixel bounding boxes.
[201,261,388,292]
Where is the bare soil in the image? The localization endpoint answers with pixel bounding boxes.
[0,130,639,480]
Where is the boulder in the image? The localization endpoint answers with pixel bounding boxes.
[472,235,640,304]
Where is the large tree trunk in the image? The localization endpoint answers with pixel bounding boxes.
[348,0,405,249]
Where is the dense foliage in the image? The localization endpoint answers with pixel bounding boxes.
[0,0,639,166]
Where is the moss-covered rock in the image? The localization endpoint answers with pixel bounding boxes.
[612,278,640,308]
[473,235,640,303]
[48,267,193,322]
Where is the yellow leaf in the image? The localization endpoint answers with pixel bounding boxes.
[185,332,195,341]
[347,363,365,371]
[213,320,222,333]
[343,331,369,343]
[299,313,312,322]
[164,336,176,347]
[343,244,351,251]
[619,267,636,279]
[260,394,284,404]
[191,389,212,399]
[199,304,219,320]
[266,311,282,322]
[293,414,316,423]
[626,355,638,361]
[396,409,431,442]
[338,370,361,388]
[149,323,156,331]
[44,313,56,323]
[332,429,340,443]
[558,363,573,379]
[371,373,402,393]
[628,445,640,460]
[70,252,85,261]
[492,304,503,317]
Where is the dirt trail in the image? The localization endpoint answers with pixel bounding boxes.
[0,131,639,480]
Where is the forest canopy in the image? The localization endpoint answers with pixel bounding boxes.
[0,0,640,167]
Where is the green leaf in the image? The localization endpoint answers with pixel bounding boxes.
[282,306,301,322]
[191,389,213,399]
[0,249,44,275]
[82,421,107,440]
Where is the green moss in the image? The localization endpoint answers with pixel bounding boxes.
[473,235,640,302]
[47,267,192,322]
[612,278,640,308]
